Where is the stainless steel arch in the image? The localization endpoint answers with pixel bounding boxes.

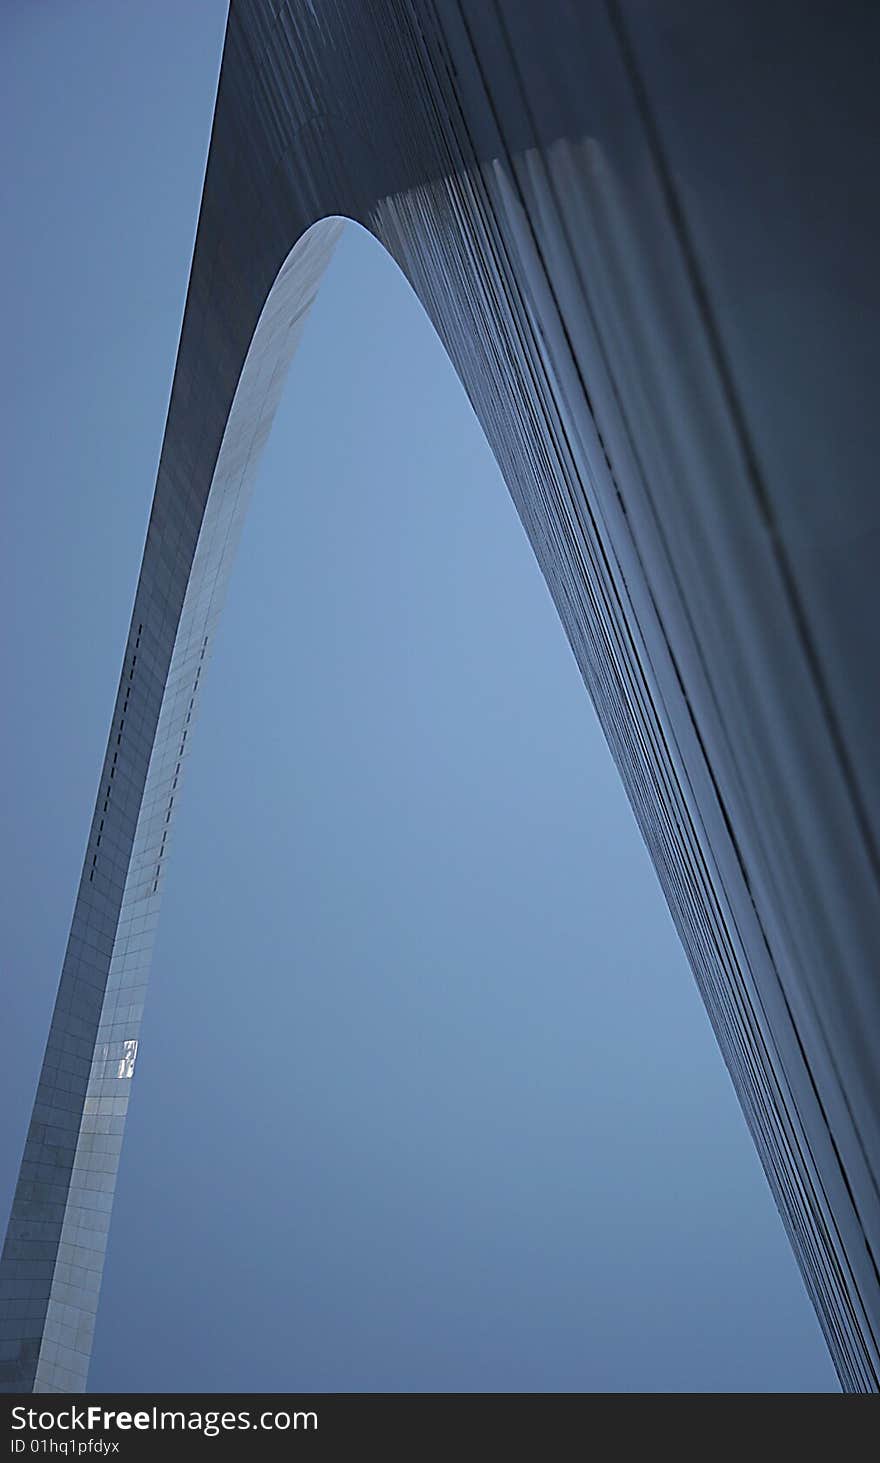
[2,0,879,1392]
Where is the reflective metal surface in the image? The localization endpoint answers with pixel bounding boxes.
[2,0,878,1391]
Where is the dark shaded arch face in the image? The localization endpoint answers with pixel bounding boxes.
[2,0,879,1393]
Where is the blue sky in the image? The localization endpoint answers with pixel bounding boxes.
[0,2,835,1391]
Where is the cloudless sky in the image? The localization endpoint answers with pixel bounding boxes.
[0,2,836,1392]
